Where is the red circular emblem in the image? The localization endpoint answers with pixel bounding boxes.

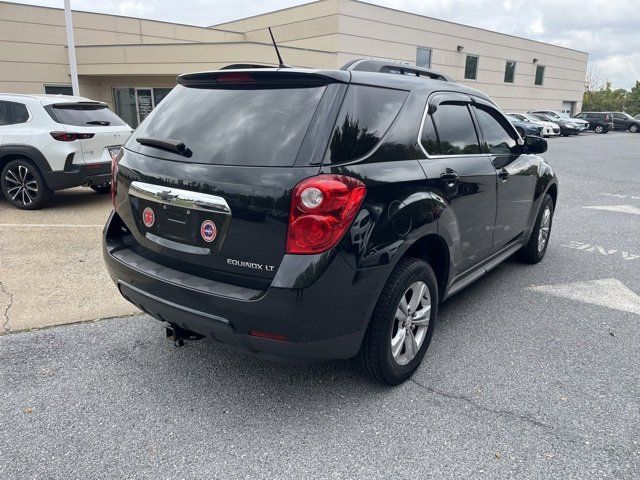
[201,220,217,243]
[142,207,155,228]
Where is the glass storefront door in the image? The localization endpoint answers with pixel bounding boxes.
[113,87,173,128]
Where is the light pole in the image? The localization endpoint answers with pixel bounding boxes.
[64,0,79,96]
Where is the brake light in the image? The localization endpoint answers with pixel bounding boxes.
[217,72,255,84]
[50,132,95,141]
[110,148,122,208]
[286,175,366,254]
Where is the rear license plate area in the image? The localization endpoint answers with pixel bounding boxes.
[130,196,229,253]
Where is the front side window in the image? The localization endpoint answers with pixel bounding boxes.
[535,65,545,85]
[473,105,517,155]
[416,47,432,69]
[465,55,478,80]
[421,101,480,155]
[504,61,516,83]
[327,85,407,163]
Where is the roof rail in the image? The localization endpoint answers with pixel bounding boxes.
[340,58,451,82]
[221,63,273,70]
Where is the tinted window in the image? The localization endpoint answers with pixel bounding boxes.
[11,103,30,124]
[416,47,432,68]
[465,55,478,80]
[473,105,517,154]
[421,101,480,155]
[327,85,407,163]
[132,84,326,167]
[46,104,126,127]
[574,113,587,119]
[535,65,545,85]
[0,102,10,125]
[504,61,516,83]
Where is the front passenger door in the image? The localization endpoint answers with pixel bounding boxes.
[471,100,537,250]
[417,93,497,276]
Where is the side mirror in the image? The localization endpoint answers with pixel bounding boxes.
[524,135,547,154]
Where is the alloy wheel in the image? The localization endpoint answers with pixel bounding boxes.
[4,164,39,207]
[538,206,552,252]
[391,281,431,366]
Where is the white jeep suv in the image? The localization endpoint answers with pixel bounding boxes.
[0,94,132,209]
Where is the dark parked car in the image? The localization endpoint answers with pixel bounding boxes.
[573,112,614,134]
[103,60,558,385]
[506,114,544,138]
[530,113,578,136]
[611,112,640,133]
[529,110,589,133]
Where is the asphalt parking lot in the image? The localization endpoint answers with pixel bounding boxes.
[1,131,639,479]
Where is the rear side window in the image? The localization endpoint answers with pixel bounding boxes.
[472,105,517,154]
[46,104,126,127]
[326,85,407,164]
[131,85,326,167]
[11,103,30,123]
[421,102,480,155]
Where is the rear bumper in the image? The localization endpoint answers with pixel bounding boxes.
[103,211,386,362]
[44,161,111,190]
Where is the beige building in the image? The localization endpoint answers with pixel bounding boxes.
[0,0,588,127]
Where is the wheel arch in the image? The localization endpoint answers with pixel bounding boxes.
[0,145,51,175]
[399,233,450,301]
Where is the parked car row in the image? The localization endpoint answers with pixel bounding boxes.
[505,108,640,137]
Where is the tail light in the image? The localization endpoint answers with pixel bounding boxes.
[286,174,366,254]
[50,132,95,141]
[110,148,122,208]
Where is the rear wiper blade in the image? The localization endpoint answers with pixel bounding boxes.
[136,137,192,158]
[86,120,110,125]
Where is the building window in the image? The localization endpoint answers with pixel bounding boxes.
[416,47,432,69]
[504,61,516,83]
[113,87,174,128]
[535,65,545,85]
[44,85,73,95]
[464,55,478,80]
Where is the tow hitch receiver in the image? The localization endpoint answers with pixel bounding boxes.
[165,325,204,347]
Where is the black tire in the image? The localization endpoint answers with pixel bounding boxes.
[90,182,112,194]
[594,125,604,134]
[516,194,554,264]
[562,132,570,137]
[630,124,639,133]
[360,257,438,385]
[1,158,52,210]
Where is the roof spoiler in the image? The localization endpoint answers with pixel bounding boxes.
[341,58,451,81]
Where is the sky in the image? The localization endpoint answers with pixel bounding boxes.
[11,0,639,90]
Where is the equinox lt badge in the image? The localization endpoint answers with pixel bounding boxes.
[227,258,275,272]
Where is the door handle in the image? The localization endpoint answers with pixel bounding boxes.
[498,168,510,181]
[440,169,459,185]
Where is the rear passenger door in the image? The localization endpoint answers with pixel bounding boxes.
[470,99,537,250]
[418,92,497,275]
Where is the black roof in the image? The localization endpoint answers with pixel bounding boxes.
[179,61,493,103]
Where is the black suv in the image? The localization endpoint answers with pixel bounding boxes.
[573,112,614,134]
[611,112,640,133]
[103,60,558,385]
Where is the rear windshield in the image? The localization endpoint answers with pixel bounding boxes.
[46,104,127,127]
[129,85,327,167]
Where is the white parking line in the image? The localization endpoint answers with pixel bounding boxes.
[0,224,102,228]
[530,278,640,316]
[584,205,640,215]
